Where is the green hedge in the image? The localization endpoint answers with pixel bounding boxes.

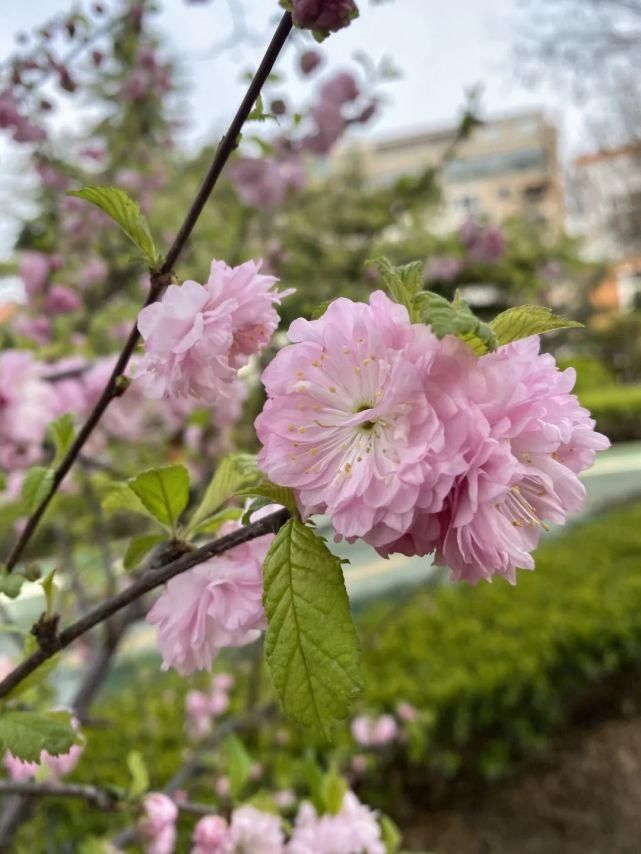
[580,384,641,442]
[13,502,641,848]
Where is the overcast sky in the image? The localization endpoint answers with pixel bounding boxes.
[0,0,592,258]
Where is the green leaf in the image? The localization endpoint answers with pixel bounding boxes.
[380,815,403,853]
[128,465,190,533]
[236,479,298,519]
[263,519,363,740]
[0,710,76,761]
[189,507,242,537]
[21,467,54,515]
[123,534,166,571]
[415,290,498,355]
[41,568,57,617]
[49,414,75,467]
[67,186,161,267]
[102,483,156,521]
[247,94,276,123]
[320,766,347,815]
[370,257,424,322]
[187,454,258,536]
[223,734,252,798]
[127,750,149,798]
[490,305,583,345]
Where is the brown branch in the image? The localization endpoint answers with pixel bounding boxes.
[2,11,293,574]
[0,509,290,701]
[0,781,119,811]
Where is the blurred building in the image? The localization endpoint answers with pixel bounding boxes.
[338,110,565,236]
[570,146,641,311]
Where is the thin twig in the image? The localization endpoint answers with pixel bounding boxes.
[2,12,293,574]
[0,509,290,701]
[0,781,119,811]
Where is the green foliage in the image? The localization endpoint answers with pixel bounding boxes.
[49,414,75,467]
[415,290,498,355]
[579,384,641,443]
[0,710,76,761]
[371,257,424,322]
[21,466,54,515]
[490,304,582,344]
[380,815,402,853]
[0,569,24,599]
[126,750,150,798]
[237,479,299,519]
[128,465,190,535]
[187,453,258,537]
[224,734,252,798]
[123,534,166,571]
[67,186,161,268]
[263,520,363,739]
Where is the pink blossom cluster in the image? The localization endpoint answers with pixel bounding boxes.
[140,792,179,854]
[256,291,609,584]
[147,520,274,675]
[460,219,505,265]
[136,259,291,405]
[351,714,398,748]
[191,805,283,853]
[285,0,359,37]
[121,44,172,103]
[185,673,235,739]
[0,350,56,471]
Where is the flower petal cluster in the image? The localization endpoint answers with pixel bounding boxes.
[257,294,609,583]
[288,792,384,854]
[351,714,398,748]
[140,793,178,854]
[286,0,359,36]
[146,524,272,675]
[136,259,289,405]
[0,350,56,470]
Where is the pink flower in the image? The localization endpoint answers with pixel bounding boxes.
[396,702,417,722]
[226,805,284,854]
[214,776,231,799]
[136,259,289,404]
[320,72,359,106]
[140,792,178,853]
[299,50,323,75]
[426,256,463,283]
[230,156,306,210]
[351,714,398,748]
[146,524,272,675]
[186,690,212,739]
[42,742,83,778]
[0,350,55,470]
[45,285,81,315]
[3,753,38,781]
[12,315,52,345]
[288,792,384,854]
[192,815,229,853]
[256,291,464,547]
[287,0,359,35]
[274,789,296,809]
[460,220,505,264]
[20,251,51,298]
[406,336,609,584]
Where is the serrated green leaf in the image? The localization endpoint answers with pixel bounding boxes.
[127,750,149,798]
[21,467,54,515]
[380,815,402,853]
[223,734,252,799]
[128,465,190,533]
[187,454,258,536]
[369,257,424,322]
[67,186,160,267]
[49,414,75,468]
[123,534,165,571]
[237,479,298,519]
[415,290,498,355]
[490,304,583,345]
[0,710,76,761]
[263,519,363,740]
[102,482,155,521]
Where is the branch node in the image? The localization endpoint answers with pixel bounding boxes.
[31,613,62,654]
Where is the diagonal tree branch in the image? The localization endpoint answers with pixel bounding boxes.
[2,11,293,574]
[0,508,290,701]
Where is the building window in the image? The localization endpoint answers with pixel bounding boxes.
[523,182,548,203]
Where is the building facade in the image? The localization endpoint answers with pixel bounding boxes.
[338,110,565,236]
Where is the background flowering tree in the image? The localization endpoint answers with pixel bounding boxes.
[0,1,616,851]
